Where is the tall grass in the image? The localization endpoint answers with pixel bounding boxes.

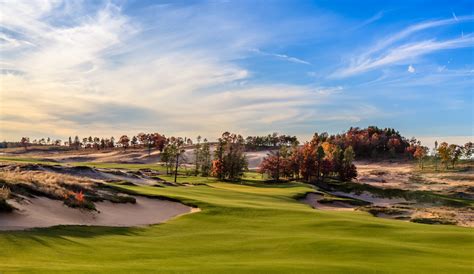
[0,170,93,200]
[0,185,10,200]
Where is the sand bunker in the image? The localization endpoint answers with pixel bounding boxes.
[301,193,355,211]
[1,164,158,186]
[0,196,199,231]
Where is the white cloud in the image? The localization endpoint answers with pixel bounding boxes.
[1,1,368,141]
[333,16,474,77]
[452,12,458,22]
[351,11,384,30]
[408,65,415,73]
[250,48,311,65]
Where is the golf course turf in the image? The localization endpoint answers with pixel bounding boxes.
[0,176,473,273]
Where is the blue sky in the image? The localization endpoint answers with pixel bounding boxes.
[0,0,473,144]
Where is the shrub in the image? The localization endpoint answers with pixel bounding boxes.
[0,185,10,200]
[0,185,14,212]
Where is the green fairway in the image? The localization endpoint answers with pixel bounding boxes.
[1,177,473,273]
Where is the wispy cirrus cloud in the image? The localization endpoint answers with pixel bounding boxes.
[351,11,385,30]
[249,48,311,65]
[333,16,474,77]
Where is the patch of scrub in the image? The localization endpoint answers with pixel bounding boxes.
[0,196,198,231]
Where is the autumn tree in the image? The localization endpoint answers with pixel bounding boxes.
[259,150,288,181]
[259,152,281,181]
[413,146,429,169]
[138,133,167,156]
[437,142,451,169]
[271,134,357,183]
[300,141,317,182]
[449,144,463,169]
[118,135,130,151]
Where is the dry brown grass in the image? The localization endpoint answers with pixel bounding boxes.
[0,185,10,200]
[0,170,94,199]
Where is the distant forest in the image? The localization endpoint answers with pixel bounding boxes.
[2,126,472,183]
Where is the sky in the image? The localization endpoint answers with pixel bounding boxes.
[0,0,473,145]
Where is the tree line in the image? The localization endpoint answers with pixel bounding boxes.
[402,139,472,170]
[259,134,357,183]
[245,133,299,151]
[7,127,473,183]
[12,133,192,152]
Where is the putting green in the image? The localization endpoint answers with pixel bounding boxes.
[0,179,472,273]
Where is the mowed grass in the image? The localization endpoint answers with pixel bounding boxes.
[1,176,473,273]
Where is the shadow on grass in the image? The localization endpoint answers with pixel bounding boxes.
[237,179,307,189]
[1,225,142,243]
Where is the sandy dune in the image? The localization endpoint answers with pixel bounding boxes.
[0,196,198,231]
[245,150,273,170]
[2,145,274,170]
[355,161,474,195]
[47,149,163,164]
[311,161,474,227]
[1,163,159,186]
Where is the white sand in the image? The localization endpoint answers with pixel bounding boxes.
[0,196,198,231]
[355,162,474,194]
[301,193,355,211]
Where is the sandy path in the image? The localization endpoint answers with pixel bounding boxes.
[0,196,198,231]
